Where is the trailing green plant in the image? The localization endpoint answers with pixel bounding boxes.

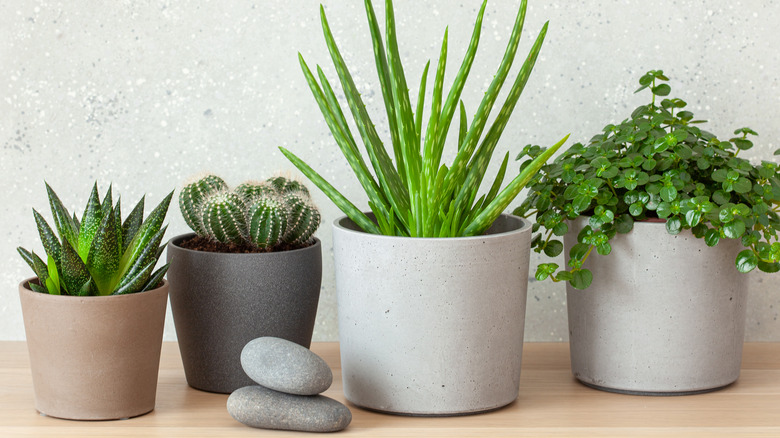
[18,182,173,296]
[180,174,320,249]
[515,69,780,290]
[280,0,568,238]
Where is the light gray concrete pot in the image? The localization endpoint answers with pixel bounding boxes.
[166,233,322,394]
[564,218,748,395]
[333,214,532,416]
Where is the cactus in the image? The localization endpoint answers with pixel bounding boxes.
[180,174,320,250]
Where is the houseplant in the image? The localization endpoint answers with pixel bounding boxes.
[17,182,172,420]
[281,0,566,415]
[516,69,780,394]
[166,174,322,394]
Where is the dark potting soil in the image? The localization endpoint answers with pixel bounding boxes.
[177,235,311,254]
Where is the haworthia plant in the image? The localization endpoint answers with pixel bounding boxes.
[18,182,173,296]
[179,174,321,249]
[280,0,568,237]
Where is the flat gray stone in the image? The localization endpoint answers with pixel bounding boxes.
[227,385,351,432]
[241,336,332,395]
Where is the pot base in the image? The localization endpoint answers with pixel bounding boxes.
[349,399,516,417]
[576,379,734,396]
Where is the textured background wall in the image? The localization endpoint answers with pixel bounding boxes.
[2,0,778,342]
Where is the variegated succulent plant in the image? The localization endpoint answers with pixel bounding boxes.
[179,174,320,250]
[18,182,173,296]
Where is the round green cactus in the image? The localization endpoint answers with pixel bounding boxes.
[180,174,228,236]
[179,174,320,250]
[248,195,288,249]
[201,192,248,244]
[283,191,321,246]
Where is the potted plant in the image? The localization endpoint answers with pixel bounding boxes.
[166,174,322,394]
[280,0,566,415]
[516,69,780,395]
[17,182,172,420]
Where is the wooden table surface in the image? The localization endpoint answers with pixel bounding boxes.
[2,341,780,437]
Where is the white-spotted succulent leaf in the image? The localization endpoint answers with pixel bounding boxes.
[18,182,172,296]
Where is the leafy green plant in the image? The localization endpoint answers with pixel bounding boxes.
[280,0,567,237]
[515,70,780,289]
[180,174,320,249]
[18,182,173,296]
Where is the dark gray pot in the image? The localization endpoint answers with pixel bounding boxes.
[166,233,322,394]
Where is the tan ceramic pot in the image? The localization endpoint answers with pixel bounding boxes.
[19,278,169,420]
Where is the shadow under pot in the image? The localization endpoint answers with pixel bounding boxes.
[166,233,323,394]
[19,278,169,420]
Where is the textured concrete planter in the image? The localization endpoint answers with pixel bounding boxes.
[333,214,532,415]
[564,218,748,395]
[166,234,322,394]
[19,278,168,420]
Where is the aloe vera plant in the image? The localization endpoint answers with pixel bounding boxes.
[281,0,568,237]
[18,182,173,296]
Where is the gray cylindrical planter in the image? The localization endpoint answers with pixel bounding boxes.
[166,234,322,394]
[333,214,532,416]
[565,218,748,395]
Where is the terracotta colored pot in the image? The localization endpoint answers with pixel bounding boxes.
[19,278,169,420]
[166,234,322,394]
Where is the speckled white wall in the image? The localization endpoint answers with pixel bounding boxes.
[2,0,779,341]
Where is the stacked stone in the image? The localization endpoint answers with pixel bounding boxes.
[227,337,352,433]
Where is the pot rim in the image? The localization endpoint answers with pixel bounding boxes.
[168,233,322,256]
[19,277,169,300]
[332,212,531,242]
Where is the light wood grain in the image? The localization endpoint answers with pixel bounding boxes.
[1,342,779,437]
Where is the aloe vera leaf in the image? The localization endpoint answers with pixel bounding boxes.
[122,196,145,253]
[317,66,359,155]
[463,133,569,236]
[116,225,167,291]
[62,238,91,296]
[440,0,530,208]
[113,260,155,295]
[280,147,381,234]
[457,101,468,151]
[141,263,169,292]
[33,209,62,266]
[299,55,390,221]
[363,0,404,181]
[422,27,448,176]
[78,183,103,262]
[117,191,172,287]
[452,21,549,223]
[45,182,78,248]
[481,152,510,210]
[384,0,421,192]
[431,0,488,162]
[415,61,430,147]
[87,203,122,295]
[320,8,411,223]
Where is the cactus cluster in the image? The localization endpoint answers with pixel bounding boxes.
[180,174,320,250]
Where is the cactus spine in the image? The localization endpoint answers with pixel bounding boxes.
[180,174,320,250]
